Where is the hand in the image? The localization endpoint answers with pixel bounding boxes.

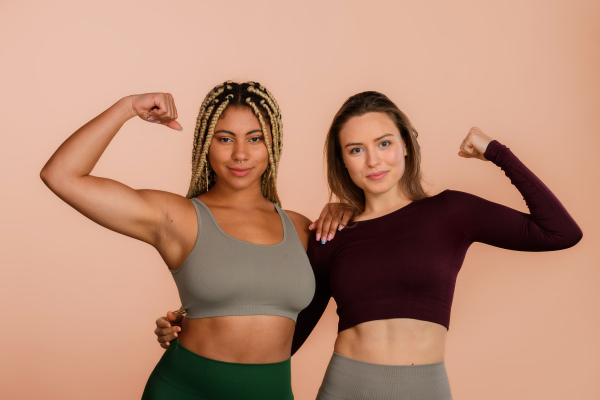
[309,202,353,244]
[458,127,493,161]
[154,310,184,349]
[128,93,183,131]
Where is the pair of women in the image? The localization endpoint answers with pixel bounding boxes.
[41,81,582,399]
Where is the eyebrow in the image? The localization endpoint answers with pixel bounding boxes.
[214,129,263,136]
[344,133,394,148]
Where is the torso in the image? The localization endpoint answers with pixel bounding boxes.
[152,192,312,363]
[334,319,447,365]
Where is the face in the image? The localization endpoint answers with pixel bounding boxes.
[207,106,271,191]
[339,112,407,196]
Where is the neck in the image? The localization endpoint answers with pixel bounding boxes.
[362,183,411,217]
[202,180,269,208]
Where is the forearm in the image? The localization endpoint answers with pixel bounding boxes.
[41,96,136,182]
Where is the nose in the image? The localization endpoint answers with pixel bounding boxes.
[365,149,381,168]
[232,141,249,163]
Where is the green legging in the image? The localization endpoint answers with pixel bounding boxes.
[142,339,294,400]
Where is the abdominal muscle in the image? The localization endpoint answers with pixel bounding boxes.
[334,318,448,365]
[177,315,296,364]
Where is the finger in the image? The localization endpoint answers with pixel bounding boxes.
[150,95,170,117]
[154,326,176,337]
[161,342,170,349]
[167,93,178,120]
[327,216,340,241]
[315,206,329,242]
[164,119,183,131]
[320,214,333,244]
[157,331,178,344]
[340,209,351,229]
[167,311,185,324]
[156,316,171,328]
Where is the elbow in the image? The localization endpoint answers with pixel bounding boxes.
[555,225,583,250]
[39,166,57,189]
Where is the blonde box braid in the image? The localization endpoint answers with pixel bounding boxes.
[185,81,283,205]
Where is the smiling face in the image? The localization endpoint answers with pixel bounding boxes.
[207,106,271,192]
[339,112,407,196]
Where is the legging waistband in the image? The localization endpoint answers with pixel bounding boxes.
[316,352,452,400]
[142,339,293,400]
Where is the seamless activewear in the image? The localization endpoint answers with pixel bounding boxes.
[292,140,582,352]
[171,197,316,322]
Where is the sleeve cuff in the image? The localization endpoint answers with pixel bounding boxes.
[483,139,506,163]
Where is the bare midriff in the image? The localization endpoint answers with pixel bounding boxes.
[334,318,448,365]
[177,315,296,364]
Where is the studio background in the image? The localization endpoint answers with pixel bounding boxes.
[1,1,598,399]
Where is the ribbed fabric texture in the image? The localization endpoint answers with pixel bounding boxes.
[292,140,583,354]
[316,352,451,400]
[142,339,294,400]
[171,198,315,322]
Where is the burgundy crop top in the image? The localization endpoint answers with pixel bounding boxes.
[291,140,582,354]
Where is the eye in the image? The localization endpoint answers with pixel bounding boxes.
[349,147,363,154]
[217,137,233,143]
[379,140,391,148]
[248,136,263,143]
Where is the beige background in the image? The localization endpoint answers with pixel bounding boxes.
[1,0,599,399]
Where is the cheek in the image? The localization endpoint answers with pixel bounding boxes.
[341,155,365,185]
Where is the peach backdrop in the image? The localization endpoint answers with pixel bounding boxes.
[1,0,598,399]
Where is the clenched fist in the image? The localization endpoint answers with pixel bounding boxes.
[458,127,493,161]
[127,92,182,131]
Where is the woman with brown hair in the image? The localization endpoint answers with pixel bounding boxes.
[156,90,582,399]
[40,81,348,400]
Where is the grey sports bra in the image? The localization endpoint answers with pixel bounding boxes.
[171,198,316,322]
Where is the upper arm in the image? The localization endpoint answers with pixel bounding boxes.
[40,172,183,246]
[291,236,332,355]
[284,210,311,250]
[446,190,581,251]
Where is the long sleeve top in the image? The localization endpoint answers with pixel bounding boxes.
[291,140,582,354]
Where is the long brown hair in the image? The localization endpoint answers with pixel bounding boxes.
[325,91,428,219]
[185,81,283,205]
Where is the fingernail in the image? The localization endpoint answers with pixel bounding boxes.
[178,127,184,132]
[338,225,344,231]
[327,234,333,241]
[173,332,178,337]
[316,233,321,241]
[321,239,326,244]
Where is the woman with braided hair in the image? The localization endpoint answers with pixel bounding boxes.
[40,81,350,400]
[156,91,582,399]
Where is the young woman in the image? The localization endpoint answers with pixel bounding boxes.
[40,81,347,400]
[156,91,582,399]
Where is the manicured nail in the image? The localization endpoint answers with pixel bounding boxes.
[146,117,151,120]
[178,127,184,132]
[327,234,333,241]
[338,225,345,231]
[321,239,326,244]
[316,233,321,241]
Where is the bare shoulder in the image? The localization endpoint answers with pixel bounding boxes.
[284,209,311,250]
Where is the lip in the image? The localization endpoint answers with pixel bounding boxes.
[228,167,253,177]
[366,171,388,181]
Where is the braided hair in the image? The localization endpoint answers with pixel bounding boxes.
[186,81,283,205]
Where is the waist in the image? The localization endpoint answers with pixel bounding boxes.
[334,318,448,365]
[178,315,295,363]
